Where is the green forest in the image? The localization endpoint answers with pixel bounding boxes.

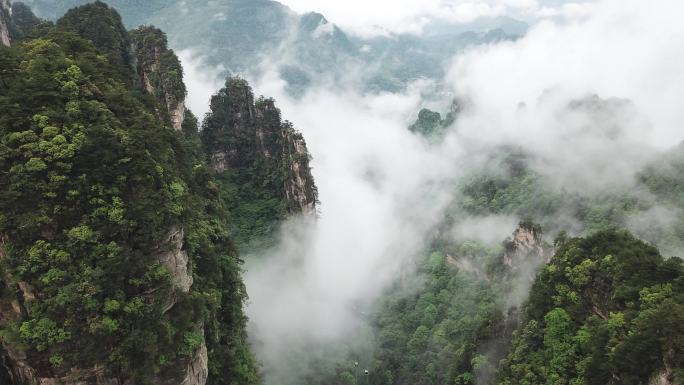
[0,2,259,384]
[0,1,682,385]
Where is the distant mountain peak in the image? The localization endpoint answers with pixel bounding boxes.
[299,11,332,34]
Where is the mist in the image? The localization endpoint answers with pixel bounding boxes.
[176,0,684,383]
[243,77,465,382]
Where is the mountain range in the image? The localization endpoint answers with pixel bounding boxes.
[22,0,526,94]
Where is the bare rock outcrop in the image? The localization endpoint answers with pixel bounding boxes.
[501,222,553,307]
[503,222,551,272]
[282,124,317,216]
[0,0,11,47]
[178,343,208,385]
[158,227,193,295]
[130,26,187,131]
[649,370,675,385]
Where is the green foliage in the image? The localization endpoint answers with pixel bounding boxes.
[408,108,455,140]
[456,145,684,256]
[368,243,510,385]
[201,77,317,252]
[130,25,187,125]
[499,230,684,385]
[0,12,259,384]
[56,1,131,81]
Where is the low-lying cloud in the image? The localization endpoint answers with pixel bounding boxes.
[243,76,464,383]
[179,0,684,382]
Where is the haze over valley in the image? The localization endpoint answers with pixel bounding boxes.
[1,1,683,385]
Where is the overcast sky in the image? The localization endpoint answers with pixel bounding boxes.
[278,0,593,36]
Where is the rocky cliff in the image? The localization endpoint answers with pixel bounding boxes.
[130,26,187,131]
[501,222,553,308]
[0,0,11,47]
[502,222,551,272]
[0,3,257,385]
[202,77,318,217]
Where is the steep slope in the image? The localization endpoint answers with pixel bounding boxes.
[0,0,10,46]
[7,2,43,42]
[130,26,186,131]
[499,230,684,385]
[56,1,131,79]
[201,78,317,250]
[53,3,188,131]
[365,223,550,385]
[0,3,258,385]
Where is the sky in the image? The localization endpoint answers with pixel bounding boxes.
[277,0,593,36]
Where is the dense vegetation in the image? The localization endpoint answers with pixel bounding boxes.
[500,230,684,385]
[56,1,132,80]
[201,78,317,251]
[7,2,44,42]
[336,109,684,385]
[370,248,506,385]
[408,107,455,140]
[453,144,684,257]
[0,3,258,384]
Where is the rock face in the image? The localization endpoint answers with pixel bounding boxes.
[281,123,318,215]
[130,26,187,131]
[503,222,550,271]
[501,222,553,307]
[649,370,675,385]
[0,4,238,385]
[178,344,208,385]
[203,77,318,216]
[0,0,11,47]
[157,227,193,314]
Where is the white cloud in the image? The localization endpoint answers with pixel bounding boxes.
[277,0,586,36]
[446,0,684,190]
[243,70,473,383]
[178,1,684,382]
[178,49,225,119]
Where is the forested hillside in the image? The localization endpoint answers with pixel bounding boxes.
[0,2,282,384]
[345,109,684,385]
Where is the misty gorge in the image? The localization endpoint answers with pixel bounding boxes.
[0,0,683,385]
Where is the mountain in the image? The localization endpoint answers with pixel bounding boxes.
[362,133,684,385]
[0,1,319,382]
[22,0,526,94]
[359,101,684,385]
[130,26,187,130]
[0,2,279,384]
[4,2,680,385]
[201,77,318,251]
[499,230,684,385]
